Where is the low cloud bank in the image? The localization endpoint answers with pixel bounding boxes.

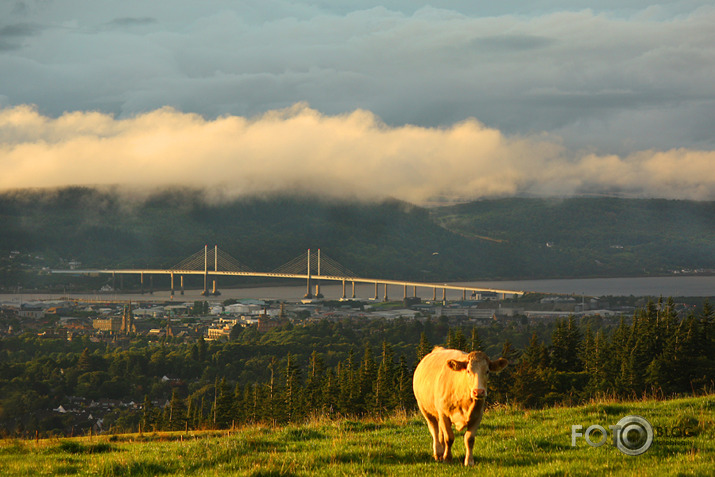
[1,104,713,203]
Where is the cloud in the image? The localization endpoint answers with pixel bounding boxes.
[1,104,713,202]
[0,22,41,51]
[1,2,714,155]
[104,17,157,29]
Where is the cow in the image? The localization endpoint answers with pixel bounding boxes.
[413,347,508,466]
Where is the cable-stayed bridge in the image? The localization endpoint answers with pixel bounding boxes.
[52,246,525,301]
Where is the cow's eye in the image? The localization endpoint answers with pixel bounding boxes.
[486,370,490,375]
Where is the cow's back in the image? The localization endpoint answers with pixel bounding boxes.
[413,347,468,416]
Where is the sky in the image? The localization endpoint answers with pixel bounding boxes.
[1,1,714,203]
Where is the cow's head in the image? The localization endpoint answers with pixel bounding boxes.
[447,351,508,400]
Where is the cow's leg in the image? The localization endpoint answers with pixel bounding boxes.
[426,414,443,461]
[463,428,477,466]
[463,402,485,466]
[418,406,443,461]
[438,413,454,462]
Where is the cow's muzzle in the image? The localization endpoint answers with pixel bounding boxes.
[472,388,486,400]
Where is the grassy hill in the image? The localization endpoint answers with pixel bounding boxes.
[1,188,714,289]
[1,395,712,476]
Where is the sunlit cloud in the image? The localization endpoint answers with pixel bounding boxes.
[1,2,714,154]
[1,104,713,202]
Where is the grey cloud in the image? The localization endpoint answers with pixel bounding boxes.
[0,22,41,50]
[469,34,556,52]
[105,17,157,28]
[0,1,713,159]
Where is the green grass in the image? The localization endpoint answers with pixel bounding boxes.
[1,395,713,476]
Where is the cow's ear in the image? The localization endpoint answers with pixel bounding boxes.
[447,359,468,371]
[489,358,508,373]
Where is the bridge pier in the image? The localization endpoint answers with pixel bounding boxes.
[140,272,144,294]
[170,273,175,298]
[462,289,466,301]
[149,274,153,294]
[212,245,220,296]
[315,250,323,298]
[413,285,417,298]
[304,249,313,299]
[374,282,378,300]
[341,280,347,300]
[442,287,446,303]
[383,283,389,302]
[180,275,184,295]
[201,245,210,296]
[432,287,436,301]
[403,284,407,300]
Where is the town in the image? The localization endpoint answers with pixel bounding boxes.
[0,291,641,342]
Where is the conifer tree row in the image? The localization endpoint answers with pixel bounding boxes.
[1,299,712,435]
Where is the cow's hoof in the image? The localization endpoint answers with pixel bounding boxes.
[464,458,475,466]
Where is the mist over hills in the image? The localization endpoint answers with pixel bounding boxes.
[1,187,713,289]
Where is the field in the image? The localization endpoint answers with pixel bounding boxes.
[1,395,713,476]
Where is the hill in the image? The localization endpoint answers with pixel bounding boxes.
[431,197,715,279]
[1,395,712,476]
[1,188,713,289]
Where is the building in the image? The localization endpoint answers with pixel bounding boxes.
[93,316,122,332]
[207,325,232,340]
[120,304,136,334]
[257,317,288,333]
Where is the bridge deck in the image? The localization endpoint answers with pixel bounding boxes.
[51,269,525,296]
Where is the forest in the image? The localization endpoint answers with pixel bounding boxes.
[0,298,712,437]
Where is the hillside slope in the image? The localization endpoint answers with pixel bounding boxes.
[1,189,713,287]
[1,395,712,476]
[431,197,715,278]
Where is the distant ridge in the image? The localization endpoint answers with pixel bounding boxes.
[0,187,713,290]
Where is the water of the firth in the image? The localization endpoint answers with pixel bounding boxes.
[3,276,713,304]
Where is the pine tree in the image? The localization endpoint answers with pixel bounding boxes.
[395,356,414,412]
[337,348,358,415]
[522,332,546,369]
[452,328,468,352]
[142,394,154,432]
[266,357,279,425]
[416,332,432,363]
[357,343,376,415]
[700,300,714,360]
[168,388,187,431]
[186,397,195,430]
[373,341,395,414]
[550,317,582,372]
[510,358,547,408]
[490,339,518,403]
[231,383,244,428]
[77,348,92,372]
[305,350,326,411]
[321,368,339,416]
[283,352,302,423]
[197,335,207,362]
[214,377,234,429]
[470,327,483,352]
[588,330,612,396]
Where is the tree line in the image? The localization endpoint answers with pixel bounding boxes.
[1,298,713,436]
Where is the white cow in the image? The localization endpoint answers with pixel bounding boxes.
[413,347,508,466]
